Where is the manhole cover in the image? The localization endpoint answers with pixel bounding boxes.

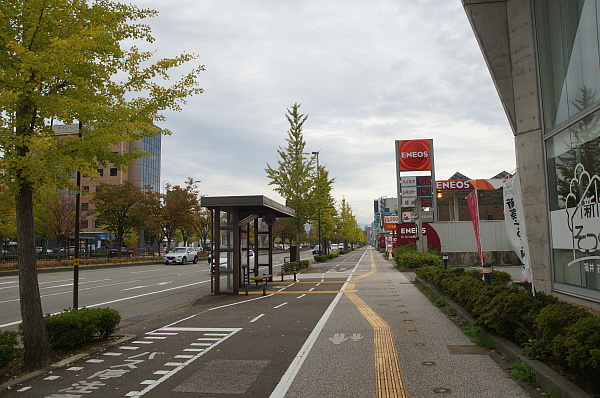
[433,387,451,394]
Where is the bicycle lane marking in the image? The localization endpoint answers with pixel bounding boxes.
[344,248,408,398]
[269,248,368,398]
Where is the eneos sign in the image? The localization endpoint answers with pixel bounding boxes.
[397,139,432,171]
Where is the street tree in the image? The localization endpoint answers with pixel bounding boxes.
[311,164,335,251]
[0,186,17,255]
[142,178,200,251]
[191,207,211,251]
[272,218,297,248]
[93,182,146,253]
[0,1,203,368]
[34,190,88,256]
[265,103,317,256]
[338,198,358,249]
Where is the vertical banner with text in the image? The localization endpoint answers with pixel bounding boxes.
[503,172,533,288]
[466,190,484,265]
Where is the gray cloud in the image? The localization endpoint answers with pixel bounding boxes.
[131,0,515,224]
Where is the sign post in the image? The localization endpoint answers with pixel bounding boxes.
[396,139,437,229]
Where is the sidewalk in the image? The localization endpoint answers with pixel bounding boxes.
[276,248,533,398]
[1,248,566,397]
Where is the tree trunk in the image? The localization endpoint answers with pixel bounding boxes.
[16,181,55,370]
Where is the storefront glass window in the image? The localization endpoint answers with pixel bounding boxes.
[534,0,600,131]
[546,109,600,296]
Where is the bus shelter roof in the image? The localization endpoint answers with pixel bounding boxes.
[200,195,295,218]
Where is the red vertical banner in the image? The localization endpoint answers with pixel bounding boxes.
[466,190,484,265]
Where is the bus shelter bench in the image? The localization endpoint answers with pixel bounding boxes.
[249,274,273,289]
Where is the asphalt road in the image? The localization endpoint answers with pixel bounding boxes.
[0,247,537,398]
[1,249,357,398]
[0,250,314,332]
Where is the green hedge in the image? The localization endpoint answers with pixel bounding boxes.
[283,260,310,272]
[415,266,600,387]
[314,252,340,262]
[44,307,121,349]
[0,330,21,370]
[393,243,442,269]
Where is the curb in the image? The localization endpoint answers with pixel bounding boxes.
[0,334,136,392]
[413,276,593,398]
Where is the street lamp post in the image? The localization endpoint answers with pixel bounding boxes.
[311,151,320,254]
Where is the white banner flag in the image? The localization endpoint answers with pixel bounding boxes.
[503,172,533,288]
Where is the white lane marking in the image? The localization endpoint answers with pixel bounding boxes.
[250,314,265,323]
[123,286,148,291]
[129,269,169,274]
[2,279,211,328]
[126,328,241,397]
[269,249,367,398]
[274,302,288,309]
[297,294,306,299]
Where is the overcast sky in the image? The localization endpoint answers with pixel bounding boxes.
[128,0,515,225]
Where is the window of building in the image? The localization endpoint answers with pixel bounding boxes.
[83,186,90,193]
[546,110,600,297]
[97,168,104,177]
[537,0,600,302]
[81,220,88,229]
[81,203,89,212]
[110,168,118,176]
[534,0,600,132]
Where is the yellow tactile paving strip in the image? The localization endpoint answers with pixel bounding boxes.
[344,249,408,398]
[245,249,408,397]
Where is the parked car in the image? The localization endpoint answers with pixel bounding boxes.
[164,247,198,265]
[110,248,133,258]
[312,245,321,255]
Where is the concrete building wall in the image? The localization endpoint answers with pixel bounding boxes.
[432,221,513,253]
[462,0,600,311]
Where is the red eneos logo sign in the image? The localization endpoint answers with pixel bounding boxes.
[398,140,432,171]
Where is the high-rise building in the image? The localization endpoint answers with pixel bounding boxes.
[52,123,161,252]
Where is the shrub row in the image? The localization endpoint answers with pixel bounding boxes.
[43,307,121,349]
[393,243,442,269]
[0,330,21,369]
[416,266,600,385]
[282,260,310,272]
[1,307,121,371]
[314,252,340,262]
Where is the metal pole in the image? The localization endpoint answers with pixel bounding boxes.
[73,122,82,310]
[312,151,320,254]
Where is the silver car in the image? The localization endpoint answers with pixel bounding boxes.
[164,247,198,265]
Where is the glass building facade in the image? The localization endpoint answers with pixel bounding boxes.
[536,0,600,300]
[141,133,161,192]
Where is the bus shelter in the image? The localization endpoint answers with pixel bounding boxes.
[201,195,295,295]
